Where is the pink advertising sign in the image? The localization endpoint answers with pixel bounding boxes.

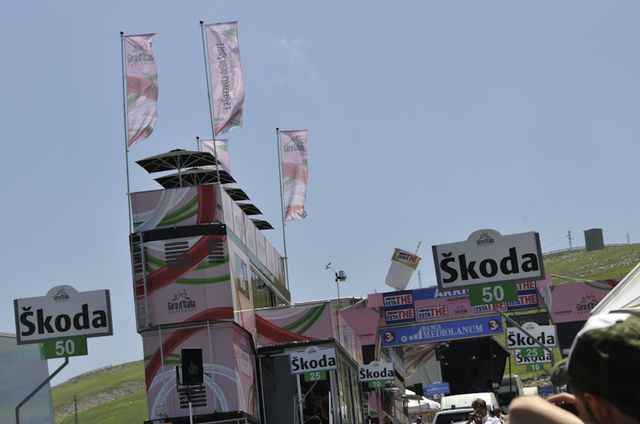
[369,278,547,325]
[544,281,616,324]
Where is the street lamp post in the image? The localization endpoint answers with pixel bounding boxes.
[325,263,347,341]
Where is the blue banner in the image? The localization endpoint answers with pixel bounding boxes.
[425,382,450,396]
[379,315,503,348]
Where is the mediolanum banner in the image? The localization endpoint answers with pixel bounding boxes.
[14,285,112,344]
[432,229,544,290]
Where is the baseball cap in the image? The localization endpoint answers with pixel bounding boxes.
[550,313,640,415]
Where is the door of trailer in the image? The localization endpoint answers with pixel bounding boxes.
[258,344,364,424]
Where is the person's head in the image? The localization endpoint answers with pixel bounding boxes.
[471,398,488,416]
[551,313,640,423]
[308,416,321,424]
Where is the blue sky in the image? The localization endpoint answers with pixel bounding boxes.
[1,0,640,384]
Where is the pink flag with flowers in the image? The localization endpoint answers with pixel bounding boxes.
[279,130,308,221]
[199,139,231,173]
[124,34,158,148]
[205,22,245,136]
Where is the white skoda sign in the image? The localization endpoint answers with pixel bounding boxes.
[432,229,544,290]
[506,322,557,349]
[359,361,394,382]
[14,285,113,345]
[290,346,337,375]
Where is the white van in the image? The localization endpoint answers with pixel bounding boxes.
[440,392,499,411]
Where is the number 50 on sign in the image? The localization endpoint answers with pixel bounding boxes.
[469,282,518,306]
[41,336,88,359]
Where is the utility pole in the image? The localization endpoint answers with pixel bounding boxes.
[74,395,79,424]
[627,233,631,244]
[568,231,573,250]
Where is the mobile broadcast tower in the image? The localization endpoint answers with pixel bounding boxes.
[129,149,290,424]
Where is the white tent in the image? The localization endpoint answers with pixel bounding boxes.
[591,261,640,315]
[406,392,441,415]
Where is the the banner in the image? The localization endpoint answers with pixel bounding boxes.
[199,139,231,172]
[279,130,308,221]
[124,34,158,148]
[205,22,245,136]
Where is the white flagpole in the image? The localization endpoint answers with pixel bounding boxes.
[120,32,133,235]
[276,128,290,289]
[200,21,222,187]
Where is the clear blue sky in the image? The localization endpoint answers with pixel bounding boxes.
[2,0,640,384]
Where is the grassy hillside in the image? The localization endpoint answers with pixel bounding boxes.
[544,244,640,283]
[52,361,146,423]
[51,244,640,422]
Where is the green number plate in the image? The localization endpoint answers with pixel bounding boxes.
[469,282,518,306]
[41,337,88,359]
[527,363,545,372]
[519,348,545,358]
[367,380,384,389]
[303,371,327,382]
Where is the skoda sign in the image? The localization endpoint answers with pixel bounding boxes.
[432,229,544,290]
[14,285,113,345]
[290,346,337,375]
[359,361,394,382]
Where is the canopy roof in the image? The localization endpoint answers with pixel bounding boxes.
[252,219,274,230]
[224,187,250,201]
[238,203,262,216]
[136,149,220,173]
[154,168,236,188]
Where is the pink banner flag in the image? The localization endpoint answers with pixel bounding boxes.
[205,22,245,136]
[199,139,231,173]
[124,34,158,148]
[279,130,308,221]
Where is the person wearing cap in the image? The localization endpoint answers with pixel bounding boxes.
[508,312,640,424]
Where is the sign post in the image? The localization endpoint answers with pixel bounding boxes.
[13,284,113,424]
[432,229,544,291]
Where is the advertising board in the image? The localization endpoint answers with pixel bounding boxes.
[379,315,503,348]
[432,229,544,290]
[506,322,557,350]
[289,346,337,375]
[359,361,394,382]
[14,285,112,345]
[375,279,543,325]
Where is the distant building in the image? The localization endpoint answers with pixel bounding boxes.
[0,333,54,424]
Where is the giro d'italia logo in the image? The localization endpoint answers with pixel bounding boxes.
[167,290,196,313]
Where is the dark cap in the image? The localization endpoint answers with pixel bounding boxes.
[550,313,640,414]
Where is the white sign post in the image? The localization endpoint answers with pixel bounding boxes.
[14,285,113,345]
[432,229,544,290]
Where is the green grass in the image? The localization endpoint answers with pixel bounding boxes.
[53,361,146,423]
[544,244,640,284]
[58,390,147,424]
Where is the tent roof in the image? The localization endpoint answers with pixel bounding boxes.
[154,168,236,188]
[136,149,220,173]
[238,203,262,216]
[224,187,250,201]
[591,261,640,315]
[252,219,274,230]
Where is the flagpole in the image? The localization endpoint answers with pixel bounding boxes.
[275,128,290,289]
[200,21,222,187]
[120,32,133,235]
